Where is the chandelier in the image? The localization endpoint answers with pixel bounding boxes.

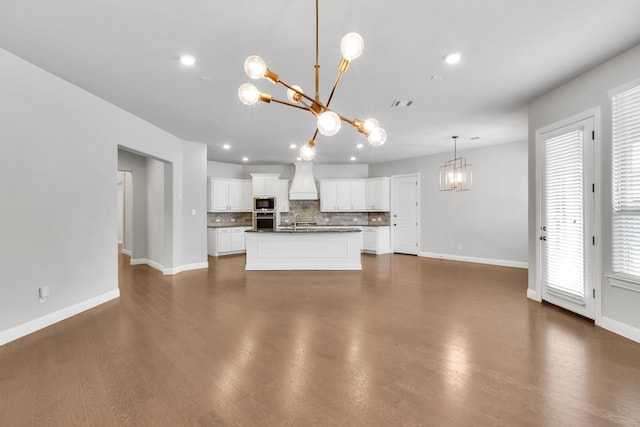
[237,0,387,161]
[439,136,472,191]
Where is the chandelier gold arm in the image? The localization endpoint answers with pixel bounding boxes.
[325,59,349,108]
[270,97,312,111]
[277,80,326,111]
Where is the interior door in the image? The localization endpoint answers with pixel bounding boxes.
[392,174,419,255]
[540,118,595,319]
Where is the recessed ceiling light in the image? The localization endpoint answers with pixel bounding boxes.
[242,156,249,162]
[296,157,302,161]
[222,143,231,150]
[444,52,461,65]
[356,143,364,149]
[289,144,297,149]
[180,54,196,66]
[350,156,356,161]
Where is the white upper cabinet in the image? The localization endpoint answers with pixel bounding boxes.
[242,180,254,212]
[277,179,290,212]
[208,178,252,212]
[320,180,366,212]
[252,173,279,197]
[365,177,390,211]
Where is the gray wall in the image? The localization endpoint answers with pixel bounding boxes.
[528,43,640,339]
[370,140,528,266]
[0,48,208,343]
[207,162,369,182]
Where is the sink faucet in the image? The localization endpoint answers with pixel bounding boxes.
[294,214,301,230]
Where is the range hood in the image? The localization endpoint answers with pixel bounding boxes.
[289,162,318,200]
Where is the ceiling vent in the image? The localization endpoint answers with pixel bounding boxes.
[391,100,413,107]
[289,162,318,200]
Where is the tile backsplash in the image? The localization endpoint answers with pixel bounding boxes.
[280,200,390,226]
[207,212,252,227]
[208,201,390,227]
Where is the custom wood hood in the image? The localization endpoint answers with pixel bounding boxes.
[289,162,318,200]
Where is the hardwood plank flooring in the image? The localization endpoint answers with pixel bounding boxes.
[1,251,640,426]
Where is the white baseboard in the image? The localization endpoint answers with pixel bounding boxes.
[0,289,120,347]
[121,248,132,256]
[130,258,208,275]
[164,262,209,275]
[419,252,528,269]
[527,288,541,301]
[598,316,640,344]
[146,260,165,273]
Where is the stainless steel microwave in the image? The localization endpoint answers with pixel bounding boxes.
[254,197,276,211]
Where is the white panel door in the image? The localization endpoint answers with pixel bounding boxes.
[392,174,419,255]
[540,118,595,319]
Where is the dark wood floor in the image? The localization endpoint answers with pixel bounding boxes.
[1,251,640,426]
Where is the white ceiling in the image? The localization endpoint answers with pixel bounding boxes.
[1,0,640,165]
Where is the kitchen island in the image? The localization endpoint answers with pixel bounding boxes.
[245,228,362,270]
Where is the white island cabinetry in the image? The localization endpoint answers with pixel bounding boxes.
[245,229,362,270]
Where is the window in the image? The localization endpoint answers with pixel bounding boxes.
[611,82,640,279]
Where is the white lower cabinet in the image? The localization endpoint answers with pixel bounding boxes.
[362,226,391,254]
[208,227,251,256]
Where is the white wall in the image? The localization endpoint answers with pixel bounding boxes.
[0,48,208,345]
[147,158,166,269]
[370,140,528,267]
[182,141,208,268]
[528,43,640,341]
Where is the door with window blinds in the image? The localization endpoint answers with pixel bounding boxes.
[612,83,640,279]
[540,118,595,319]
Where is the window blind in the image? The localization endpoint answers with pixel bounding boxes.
[612,83,640,278]
[544,129,584,298]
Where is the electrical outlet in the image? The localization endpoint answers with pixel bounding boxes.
[458,244,463,250]
[231,218,236,222]
[353,218,358,222]
[191,209,196,216]
[215,218,221,222]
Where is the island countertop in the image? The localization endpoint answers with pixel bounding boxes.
[247,227,362,233]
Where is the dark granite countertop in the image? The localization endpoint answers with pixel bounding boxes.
[247,227,362,233]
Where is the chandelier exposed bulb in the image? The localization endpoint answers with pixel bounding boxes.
[299,143,316,161]
[317,111,341,136]
[368,127,387,146]
[287,85,303,103]
[340,33,365,61]
[238,83,260,105]
[363,118,380,135]
[244,55,267,79]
